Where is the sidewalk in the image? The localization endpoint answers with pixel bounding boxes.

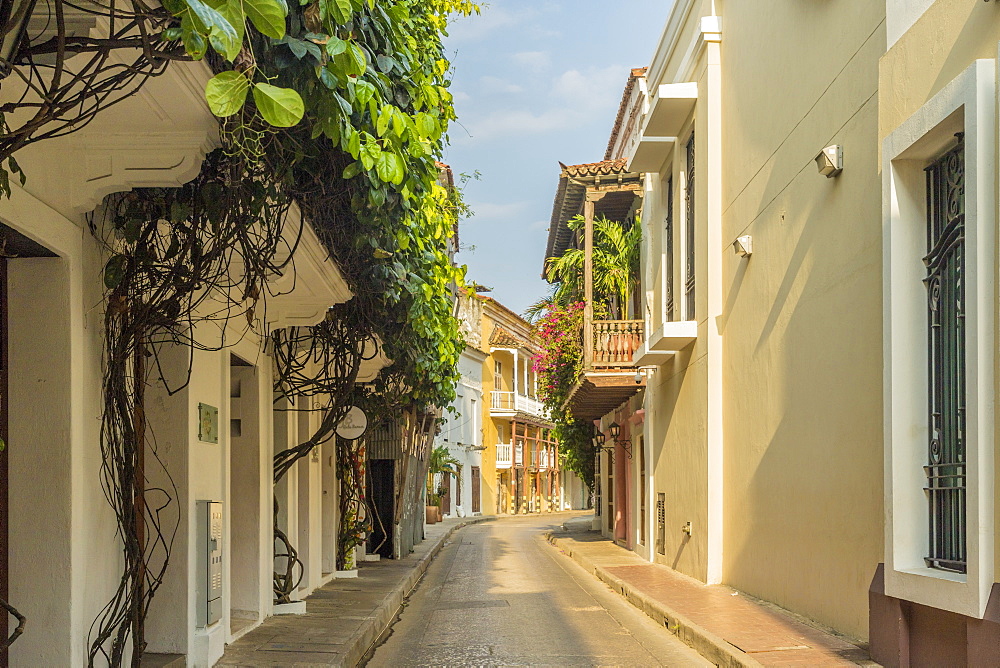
[216,515,490,667]
[546,517,877,668]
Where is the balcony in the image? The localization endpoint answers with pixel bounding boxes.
[496,442,513,469]
[562,318,646,422]
[529,449,557,471]
[490,390,548,420]
[590,320,644,368]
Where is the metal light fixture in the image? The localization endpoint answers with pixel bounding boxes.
[608,422,621,442]
[815,145,843,178]
[607,422,633,459]
[0,0,37,77]
[733,235,752,258]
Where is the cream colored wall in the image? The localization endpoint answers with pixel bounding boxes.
[879,1,1000,144]
[718,1,885,640]
[642,48,713,583]
[877,0,1000,589]
[647,348,709,580]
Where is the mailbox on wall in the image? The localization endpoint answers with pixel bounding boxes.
[197,500,223,627]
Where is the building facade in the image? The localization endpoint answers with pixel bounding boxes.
[542,0,1000,663]
[478,296,585,516]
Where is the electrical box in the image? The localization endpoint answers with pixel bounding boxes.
[656,493,666,556]
[197,500,223,627]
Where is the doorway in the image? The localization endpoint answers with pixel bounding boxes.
[229,354,261,637]
[470,466,481,514]
[366,459,394,559]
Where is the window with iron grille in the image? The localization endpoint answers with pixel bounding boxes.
[924,134,966,573]
[684,133,696,321]
[665,176,675,321]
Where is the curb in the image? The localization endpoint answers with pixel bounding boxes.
[341,516,493,667]
[545,532,763,668]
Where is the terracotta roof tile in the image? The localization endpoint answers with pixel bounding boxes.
[605,68,647,160]
[558,158,630,178]
[489,325,529,348]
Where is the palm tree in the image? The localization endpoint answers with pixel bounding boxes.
[542,214,641,319]
[427,444,460,502]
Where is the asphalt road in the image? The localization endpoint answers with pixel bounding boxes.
[366,513,712,667]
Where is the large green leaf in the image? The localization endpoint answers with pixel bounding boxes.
[243,0,286,39]
[185,0,240,60]
[329,0,352,23]
[252,83,304,127]
[205,71,250,117]
[325,35,346,56]
[344,41,366,76]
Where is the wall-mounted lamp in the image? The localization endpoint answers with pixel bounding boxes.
[815,145,843,178]
[0,0,38,78]
[607,422,633,459]
[733,235,752,258]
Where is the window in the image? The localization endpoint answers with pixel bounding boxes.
[495,359,502,382]
[883,59,995,618]
[664,176,675,322]
[924,136,966,573]
[684,133,696,321]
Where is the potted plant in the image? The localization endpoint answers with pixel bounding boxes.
[426,493,441,524]
[427,445,459,521]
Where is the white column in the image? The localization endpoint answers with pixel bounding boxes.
[703,16,724,585]
[512,350,519,402]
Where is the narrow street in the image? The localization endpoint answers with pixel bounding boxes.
[366,513,710,667]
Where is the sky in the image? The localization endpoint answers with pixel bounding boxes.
[442,1,672,316]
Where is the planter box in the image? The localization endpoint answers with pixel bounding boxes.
[274,601,306,615]
[334,569,358,579]
[426,505,439,524]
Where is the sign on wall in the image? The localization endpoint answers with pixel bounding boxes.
[198,403,219,444]
[336,406,368,441]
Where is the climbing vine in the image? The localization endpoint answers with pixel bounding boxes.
[531,301,597,491]
[77,0,475,661]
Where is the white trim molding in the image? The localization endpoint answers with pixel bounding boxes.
[882,59,996,619]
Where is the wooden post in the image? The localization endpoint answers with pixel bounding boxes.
[583,196,595,369]
[583,190,608,369]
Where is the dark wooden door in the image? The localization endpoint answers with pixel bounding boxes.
[470,466,480,513]
[366,459,394,559]
[441,476,451,515]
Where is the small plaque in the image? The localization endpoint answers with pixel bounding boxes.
[198,403,219,443]
[336,406,368,441]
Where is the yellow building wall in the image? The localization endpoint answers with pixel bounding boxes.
[877,0,1000,584]
[479,313,499,516]
[718,1,885,639]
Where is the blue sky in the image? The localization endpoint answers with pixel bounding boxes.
[442,1,671,315]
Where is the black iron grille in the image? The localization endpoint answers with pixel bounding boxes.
[685,133,696,321]
[924,134,966,574]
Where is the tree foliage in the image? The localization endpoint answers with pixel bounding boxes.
[543,214,641,319]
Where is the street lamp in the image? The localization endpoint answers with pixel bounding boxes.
[0,0,38,77]
[608,422,621,442]
[607,422,632,459]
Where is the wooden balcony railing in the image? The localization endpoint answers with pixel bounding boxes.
[590,320,643,367]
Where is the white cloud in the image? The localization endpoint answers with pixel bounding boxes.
[460,65,629,141]
[479,75,524,95]
[446,6,533,44]
[511,50,551,72]
[452,91,471,103]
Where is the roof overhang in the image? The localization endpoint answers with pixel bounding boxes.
[626,82,698,173]
[564,371,644,422]
[543,160,644,276]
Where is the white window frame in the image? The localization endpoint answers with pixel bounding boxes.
[882,59,995,618]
